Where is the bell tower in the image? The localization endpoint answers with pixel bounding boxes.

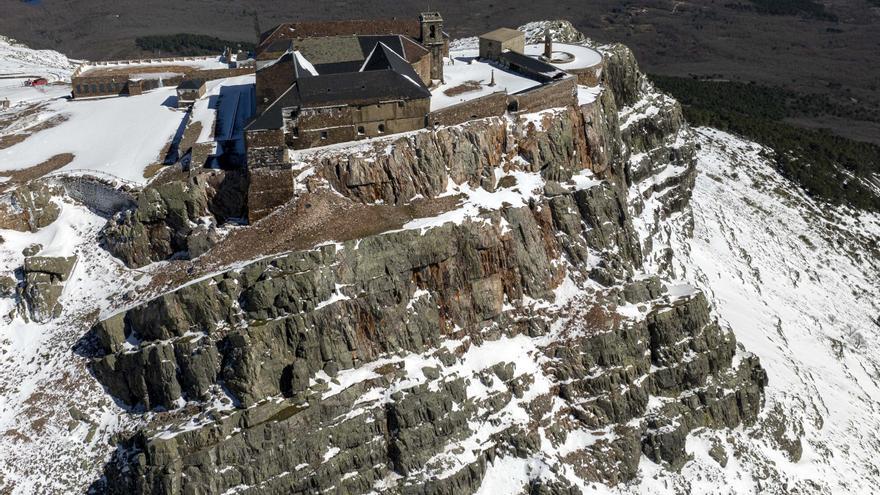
[419,12,445,83]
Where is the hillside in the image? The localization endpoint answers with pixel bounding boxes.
[0,21,878,494]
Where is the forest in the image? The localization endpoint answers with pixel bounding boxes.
[135,34,254,56]
[650,75,880,212]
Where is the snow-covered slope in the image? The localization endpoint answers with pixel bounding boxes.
[0,200,146,493]
[0,35,76,106]
[634,128,880,493]
[0,35,75,81]
[0,37,255,184]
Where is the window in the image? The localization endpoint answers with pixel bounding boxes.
[377,124,385,133]
[90,84,97,93]
[75,85,82,94]
[320,131,328,140]
[99,83,105,93]
[430,25,436,39]
[397,101,404,108]
[357,126,365,135]
[292,127,300,138]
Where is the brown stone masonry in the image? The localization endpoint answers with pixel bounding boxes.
[509,77,577,114]
[426,92,508,127]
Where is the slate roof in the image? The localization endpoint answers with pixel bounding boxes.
[177,79,205,90]
[360,42,423,83]
[290,34,427,73]
[250,29,434,133]
[259,19,422,51]
[247,68,429,131]
[291,52,315,78]
[499,51,567,79]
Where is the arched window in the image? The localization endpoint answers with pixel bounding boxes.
[430,25,436,39]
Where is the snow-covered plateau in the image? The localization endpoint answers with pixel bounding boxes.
[0,23,878,495]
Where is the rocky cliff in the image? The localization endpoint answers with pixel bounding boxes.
[86,24,766,494]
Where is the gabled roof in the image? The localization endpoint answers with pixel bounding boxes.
[247,69,430,132]
[258,19,421,52]
[289,34,428,74]
[500,51,567,79]
[292,51,317,78]
[360,42,423,84]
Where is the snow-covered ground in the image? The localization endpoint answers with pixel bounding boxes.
[0,200,148,493]
[0,35,75,81]
[431,50,541,111]
[0,35,76,107]
[75,56,228,76]
[523,43,602,70]
[0,36,255,184]
[189,74,256,155]
[0,88,186,183]
[631,128,880,493]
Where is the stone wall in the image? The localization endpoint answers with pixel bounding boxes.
[412,53,433,86]
[72,67,252,99]
[245,129,285,167]
[72,75,132,98]
[189,67,254,81]
[426,91,508,127]
[53,176,136,217]
[569,65,603,87]
[509,76,577,114]
[288,98,430,150]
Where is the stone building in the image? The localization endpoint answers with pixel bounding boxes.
[479,28,525,60]
[71,56,252,99]
[176,79,207,108]
[247,43,431,150]
[247,14,445,152]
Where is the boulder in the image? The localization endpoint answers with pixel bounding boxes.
[17,255,77,322]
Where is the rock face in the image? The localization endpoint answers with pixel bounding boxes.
[17,255,76,322]
[0,182,61,232]
[88,26,761,495]
[101,175,219,268]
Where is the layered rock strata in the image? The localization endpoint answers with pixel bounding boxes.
[88,26,761,495]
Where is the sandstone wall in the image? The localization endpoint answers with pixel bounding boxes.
[426,91,508,127]
[509,76,577,114]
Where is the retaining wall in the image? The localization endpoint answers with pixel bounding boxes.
[509,77,577,114]
[53,176,137,217]
[426,92,508,127]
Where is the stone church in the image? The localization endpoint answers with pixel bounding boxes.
[247,13,448,151]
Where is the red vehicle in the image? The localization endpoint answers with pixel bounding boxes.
[25,77,48,87]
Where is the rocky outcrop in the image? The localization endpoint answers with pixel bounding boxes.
[100,175,221,268]
[0,182,61,232]
[87,23,765,495]
[90,208,563,410]
[303,106,594,208]
[93,275,765,494]
[16,255,76,322]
